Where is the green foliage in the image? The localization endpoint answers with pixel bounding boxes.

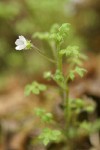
[39,128,61,145]
[60,45,87,67]
[1,0,74,75]
[69,66,87,80]
[56,23,70,43]
[79,121,92,134]
[59,23,70,35]
[78,120,100,136]
[60,46,80,57]
[53,70,64,82]
[69,70,75,80]
[35,108,53,123]
[70,98,95,114]
[85,105,95,113]
[75,66,87,77]
[17,23,99,148]
[33,23,70,44]
[43,71,52,79]
[24,81,47,96]
[35,108,46,116]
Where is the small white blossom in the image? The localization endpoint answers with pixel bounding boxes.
[15,36,28,50]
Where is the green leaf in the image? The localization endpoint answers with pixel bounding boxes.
[75,99,85,108]
[24,85,32,96]
[39,128,61,146]
[70,98,85,111]
[50,23,70,43]
[24,81,47,96]
[79,120,100,134]
[85,106,95,113]
[42,113,53,123]
[79,121,91,133]
[59,46,80,58]
[38,84,47,91]
[35,108,46,117]
[56,33,63,42]
[32,87,40,95]
[54,70,64,82]
[71,58,82,65]
[43,138,49,146]
[59,23,70,34]
[59,49,66,55]
[66,46,79,57]
[35,108,53,123]
[69,71,75,80]
[32,81,39,86]
[43,71,52,79]
[75,67,87,77]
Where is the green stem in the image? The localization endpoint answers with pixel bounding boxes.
[56,43,71,134]
[64,63,75,130]
[57,43,62,72]
[59,55,62,72]
[32,45,56,64]
[64,84,70,129]
[65,63,75,83]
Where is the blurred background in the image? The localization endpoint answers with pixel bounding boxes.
[0,0,100,75]
[0,0,100,149]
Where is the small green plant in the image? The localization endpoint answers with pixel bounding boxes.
[15,23,100,148]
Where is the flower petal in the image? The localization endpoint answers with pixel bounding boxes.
[19,36,27,43]
[15,44,26,50]
[15,39,24,45]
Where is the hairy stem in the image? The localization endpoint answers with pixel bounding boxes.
[56,43,71,135]
[32,45,56,64]
[64,84,70,130]
[57,43,62,72]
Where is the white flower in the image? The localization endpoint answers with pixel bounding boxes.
[15,36,28,50]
